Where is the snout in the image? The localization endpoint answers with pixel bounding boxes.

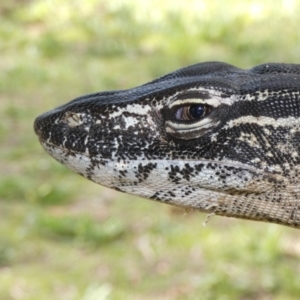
[34,108,62,142]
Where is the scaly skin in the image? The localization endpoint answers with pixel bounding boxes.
[34,62,300,228]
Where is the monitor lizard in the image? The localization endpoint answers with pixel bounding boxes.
[34,61,300,228]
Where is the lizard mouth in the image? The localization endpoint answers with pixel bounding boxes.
[40,138,282,202]
[42,136,267,167]
[40,138,277,178]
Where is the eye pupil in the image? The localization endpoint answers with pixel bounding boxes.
[189,104,205,119]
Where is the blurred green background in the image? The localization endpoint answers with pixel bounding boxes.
[1,0,300,299]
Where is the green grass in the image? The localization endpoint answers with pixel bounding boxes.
[1,0,300,299]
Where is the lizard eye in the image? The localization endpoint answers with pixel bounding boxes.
[174,104,207,121]
[165,91,218,140]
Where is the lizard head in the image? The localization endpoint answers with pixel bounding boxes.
[34,61,300,228]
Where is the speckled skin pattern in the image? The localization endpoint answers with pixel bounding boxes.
[34,62,300,228]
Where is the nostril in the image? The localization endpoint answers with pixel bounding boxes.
[63,112,83,128]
